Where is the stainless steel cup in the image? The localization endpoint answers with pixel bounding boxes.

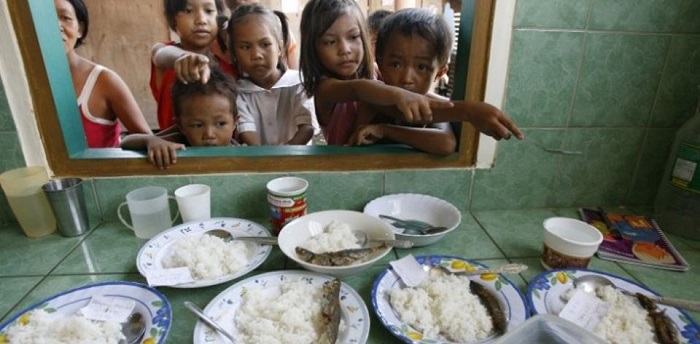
[42,178,90,237]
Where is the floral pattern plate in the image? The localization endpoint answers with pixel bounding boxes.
[372,255,530,343]
[136,217,272,288]
[527,268,699,343]
[0,281,171,344]
[192,270,370,344]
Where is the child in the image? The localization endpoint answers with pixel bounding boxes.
[367,9,392,58]
[228,4,315,145]
[348,8,522,154]
[299,0,453,145]
[150,0,234,130]
[121,68,239,169]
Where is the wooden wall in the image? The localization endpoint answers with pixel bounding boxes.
[78,0,445,128]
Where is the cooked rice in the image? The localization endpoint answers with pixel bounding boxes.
[5,309,124,344]
[592,286,657,344]
[301,221,361,253]
[235,280,342,344]
[162,234,250,280]
[389,273,494,342]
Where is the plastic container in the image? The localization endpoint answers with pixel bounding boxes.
[0,167,57,237]
[494,314,605,344]
[654,91,700,240]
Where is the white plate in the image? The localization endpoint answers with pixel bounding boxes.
[136,217,272,288]
[372,255,530,343]
[0,281,171,344]
[527,268,700,343]
[192,270,370,344]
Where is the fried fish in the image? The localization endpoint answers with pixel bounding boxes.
[319,278,342,344]
[636,293,680,344]
[295,245,385,266]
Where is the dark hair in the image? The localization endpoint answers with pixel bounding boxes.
[299,0,374,97]
[227,4,288,69]
[367,9,392,34]
[376,8,453,67]
[66,0,89,48]
[171,67,238,119]
[164,0,225,32]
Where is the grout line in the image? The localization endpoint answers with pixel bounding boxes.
[466,212,511,260]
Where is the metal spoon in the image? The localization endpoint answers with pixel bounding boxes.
[378,214,449,234]
[118,312,146,344]
[351,230,414,249]
[184,301,236,343]
[432,263,528,276]
[206,228,414,249]
[574,274,700,312]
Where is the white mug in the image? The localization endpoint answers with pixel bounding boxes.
[118,186,179,239]
[175,184,211,223]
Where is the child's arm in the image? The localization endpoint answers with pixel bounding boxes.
[315,78,453,126]
[100,69,152,134]
[286,124,314,145]
[238,132,261,146]
[349,122,457,156]
[151,43,211,84]
[121,131,185,170]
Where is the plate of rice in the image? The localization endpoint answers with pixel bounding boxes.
[192,270,370,344]
[527,268,700,343]
[0,281,171,344]
[137,217,272,288]
[372,255,529,343]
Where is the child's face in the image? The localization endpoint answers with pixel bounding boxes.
[174,0,219,51]
[176,94,236,146]
[316,13,364,78]
[231,16,282,87]
[54,0,82,52]
[378,32,447,95]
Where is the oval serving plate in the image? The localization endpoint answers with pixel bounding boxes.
[0,281,171,344]
[137,217,272,288]
[527,268,700,343]
[372,255,529,343]
[193,270,370,344]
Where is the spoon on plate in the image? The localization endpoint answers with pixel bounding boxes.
[432,263,528,276]
[184,301,236,343]
[118,312,146,344]
[574,274,700,312]
[205,229,413,249]
[378,214,449,235]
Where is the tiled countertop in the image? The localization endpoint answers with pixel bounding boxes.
[1,209,698,343]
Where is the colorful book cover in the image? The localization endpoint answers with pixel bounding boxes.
[578,208,689,271]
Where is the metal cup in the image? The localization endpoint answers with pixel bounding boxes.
[42,178,90,237]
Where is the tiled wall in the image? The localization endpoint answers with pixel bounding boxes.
[1,0,699,225]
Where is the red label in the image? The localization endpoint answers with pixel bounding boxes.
[269,193,307,236]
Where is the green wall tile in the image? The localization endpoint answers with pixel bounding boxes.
[588,0,682,32]
[0,223,82,276]
[553,128,646,207]
[192,173,284,220]
[93,176,191,222]
[627,128,676,205]
[0,80,16,132]
[472,130,564,210]
[571,33,670,127]
[472,209,559,257]
[505,31,584,127]
[0,132,25,174]
[303,172,383,212]
[0,277,42,323]
[650,36,700,127]
[675,0,700,33]
[383,169,471,211]
[514,0,591,29]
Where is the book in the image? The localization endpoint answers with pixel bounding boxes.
[578,208,689,272]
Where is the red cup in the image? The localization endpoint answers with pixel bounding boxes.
[266,177,308,236]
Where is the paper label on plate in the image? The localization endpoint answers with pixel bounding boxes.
[559,289,610,331]
[147,267,195,287]
[81,296,135,322]
[390,254,429,287]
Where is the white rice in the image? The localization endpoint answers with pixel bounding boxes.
[162,234,250,280]
[235,280,342,344]
[5,309,124,344]
[591,286,657,344]
[301,221,361,253]
[389,273,494,342]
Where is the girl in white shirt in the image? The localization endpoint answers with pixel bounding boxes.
[229,4,316,145]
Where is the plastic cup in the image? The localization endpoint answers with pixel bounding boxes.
[266,177,308,236]
[118,186,179,239]
[541,217,603,270]
[42,178,90,237]
[0,167,56,237]
[175,184,211,223]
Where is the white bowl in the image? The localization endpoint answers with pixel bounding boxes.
[278,210,395,278]
[363,194,461,247]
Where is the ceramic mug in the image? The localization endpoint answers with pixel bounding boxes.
[174,184,211,223]
[118,186,179,239]
[267,177,308,236]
